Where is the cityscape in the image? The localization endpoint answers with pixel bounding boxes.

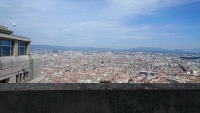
[32,48,200,83]
[1,1,200,113]
[1,0,200,84]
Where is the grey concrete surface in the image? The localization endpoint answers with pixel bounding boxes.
[38,78,48,83]
[0,90,199,113]
[0,33,30,41]
[29,75,48,83]
[29,55,41,80]
[0,83,200,91]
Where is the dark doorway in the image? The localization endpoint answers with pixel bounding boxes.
[0,78,10,83]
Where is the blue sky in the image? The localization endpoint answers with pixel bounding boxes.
[0,0,200,50]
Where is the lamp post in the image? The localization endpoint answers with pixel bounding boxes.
[5,21,16,27]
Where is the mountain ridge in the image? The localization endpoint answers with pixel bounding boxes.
[30,45,200,54]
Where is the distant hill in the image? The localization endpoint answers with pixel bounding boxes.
[30,45,114,52]
[186,48,200,54]
[30,45,200,54]
[119,47,171,53]
[119,47,193,54]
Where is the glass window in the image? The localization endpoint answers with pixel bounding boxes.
[19,47,25,55]
[1,40,11,45]
[19,42,25,46]
[2,46,10,56]
[18,41,27,55]
[0,40,14,57]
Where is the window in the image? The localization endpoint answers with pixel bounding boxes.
[16,74,19,83]
[25,72,29,79]
[0,40,14,56]
[18,41,27,55]
[20,73,22,81]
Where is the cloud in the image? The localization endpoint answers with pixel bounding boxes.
[161,24,176,28]
[98,0,196,20]
[0,0,199,49]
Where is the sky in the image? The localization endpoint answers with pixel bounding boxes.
[0,0,200,50]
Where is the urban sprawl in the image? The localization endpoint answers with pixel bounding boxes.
[32,51,200,83]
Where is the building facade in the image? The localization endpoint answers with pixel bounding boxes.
[0,25,41,83]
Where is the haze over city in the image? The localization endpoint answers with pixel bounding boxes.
[1,0,200,50]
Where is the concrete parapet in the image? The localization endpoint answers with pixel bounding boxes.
[0,55,41,83]
[0,84,200,113]
[0,56,29,70]
[0,83,200,90]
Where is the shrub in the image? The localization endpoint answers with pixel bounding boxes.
[99,80,111,83]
